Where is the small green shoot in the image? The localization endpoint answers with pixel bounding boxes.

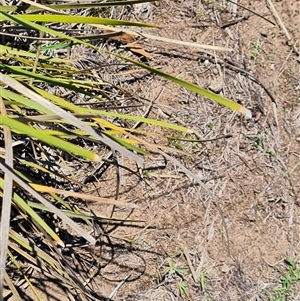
[163,258,187,278]
[167,136,185,150]
[178,282,189,298]
[251,41,262,58]
[199,269,208,292]
[162,257,190,298]
[207,122,215,129]
[270,257,300,301]
[205,293,213,301]
[271,31,277,38]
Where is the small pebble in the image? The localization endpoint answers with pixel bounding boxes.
[209,77,223,93]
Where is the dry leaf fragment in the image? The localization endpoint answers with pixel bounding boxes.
[125,42,153,59]
[108,32,135,45]
[104,30,153,59]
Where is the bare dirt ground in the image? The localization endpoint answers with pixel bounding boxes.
[84,1,300,300]
[69,1,300,301]
[8,1,300,301]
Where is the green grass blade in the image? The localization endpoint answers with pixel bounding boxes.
[18,14,156,27]
[0,115,100,161]
[0,0,157,12]
[92,111,191,132]
[30,87,191,133]
[26,201,142,222]
[0,88,53,114]
[114,54,252,117]
[1,71,143,165]
[0,44,69,63]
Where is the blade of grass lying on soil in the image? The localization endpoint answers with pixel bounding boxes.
[92,24,233,52]
[114,54,252,118]
[30,183,135,206]
[26,201,142,222]
[7,249,43,301]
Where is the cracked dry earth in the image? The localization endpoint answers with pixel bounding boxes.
[10,1,300,301]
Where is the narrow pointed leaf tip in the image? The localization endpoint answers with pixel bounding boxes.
[242,108,252,119]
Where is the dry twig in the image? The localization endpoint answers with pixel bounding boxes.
[266,0,299,55]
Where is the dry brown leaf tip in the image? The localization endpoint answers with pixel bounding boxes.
[125,43,153,59]
[106,31,153,59]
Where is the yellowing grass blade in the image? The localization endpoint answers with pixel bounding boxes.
[92,112,191,132]
[0,178,63,246]
[115,55,252,117]
[30,183,134,206]
[18,14,156,28]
